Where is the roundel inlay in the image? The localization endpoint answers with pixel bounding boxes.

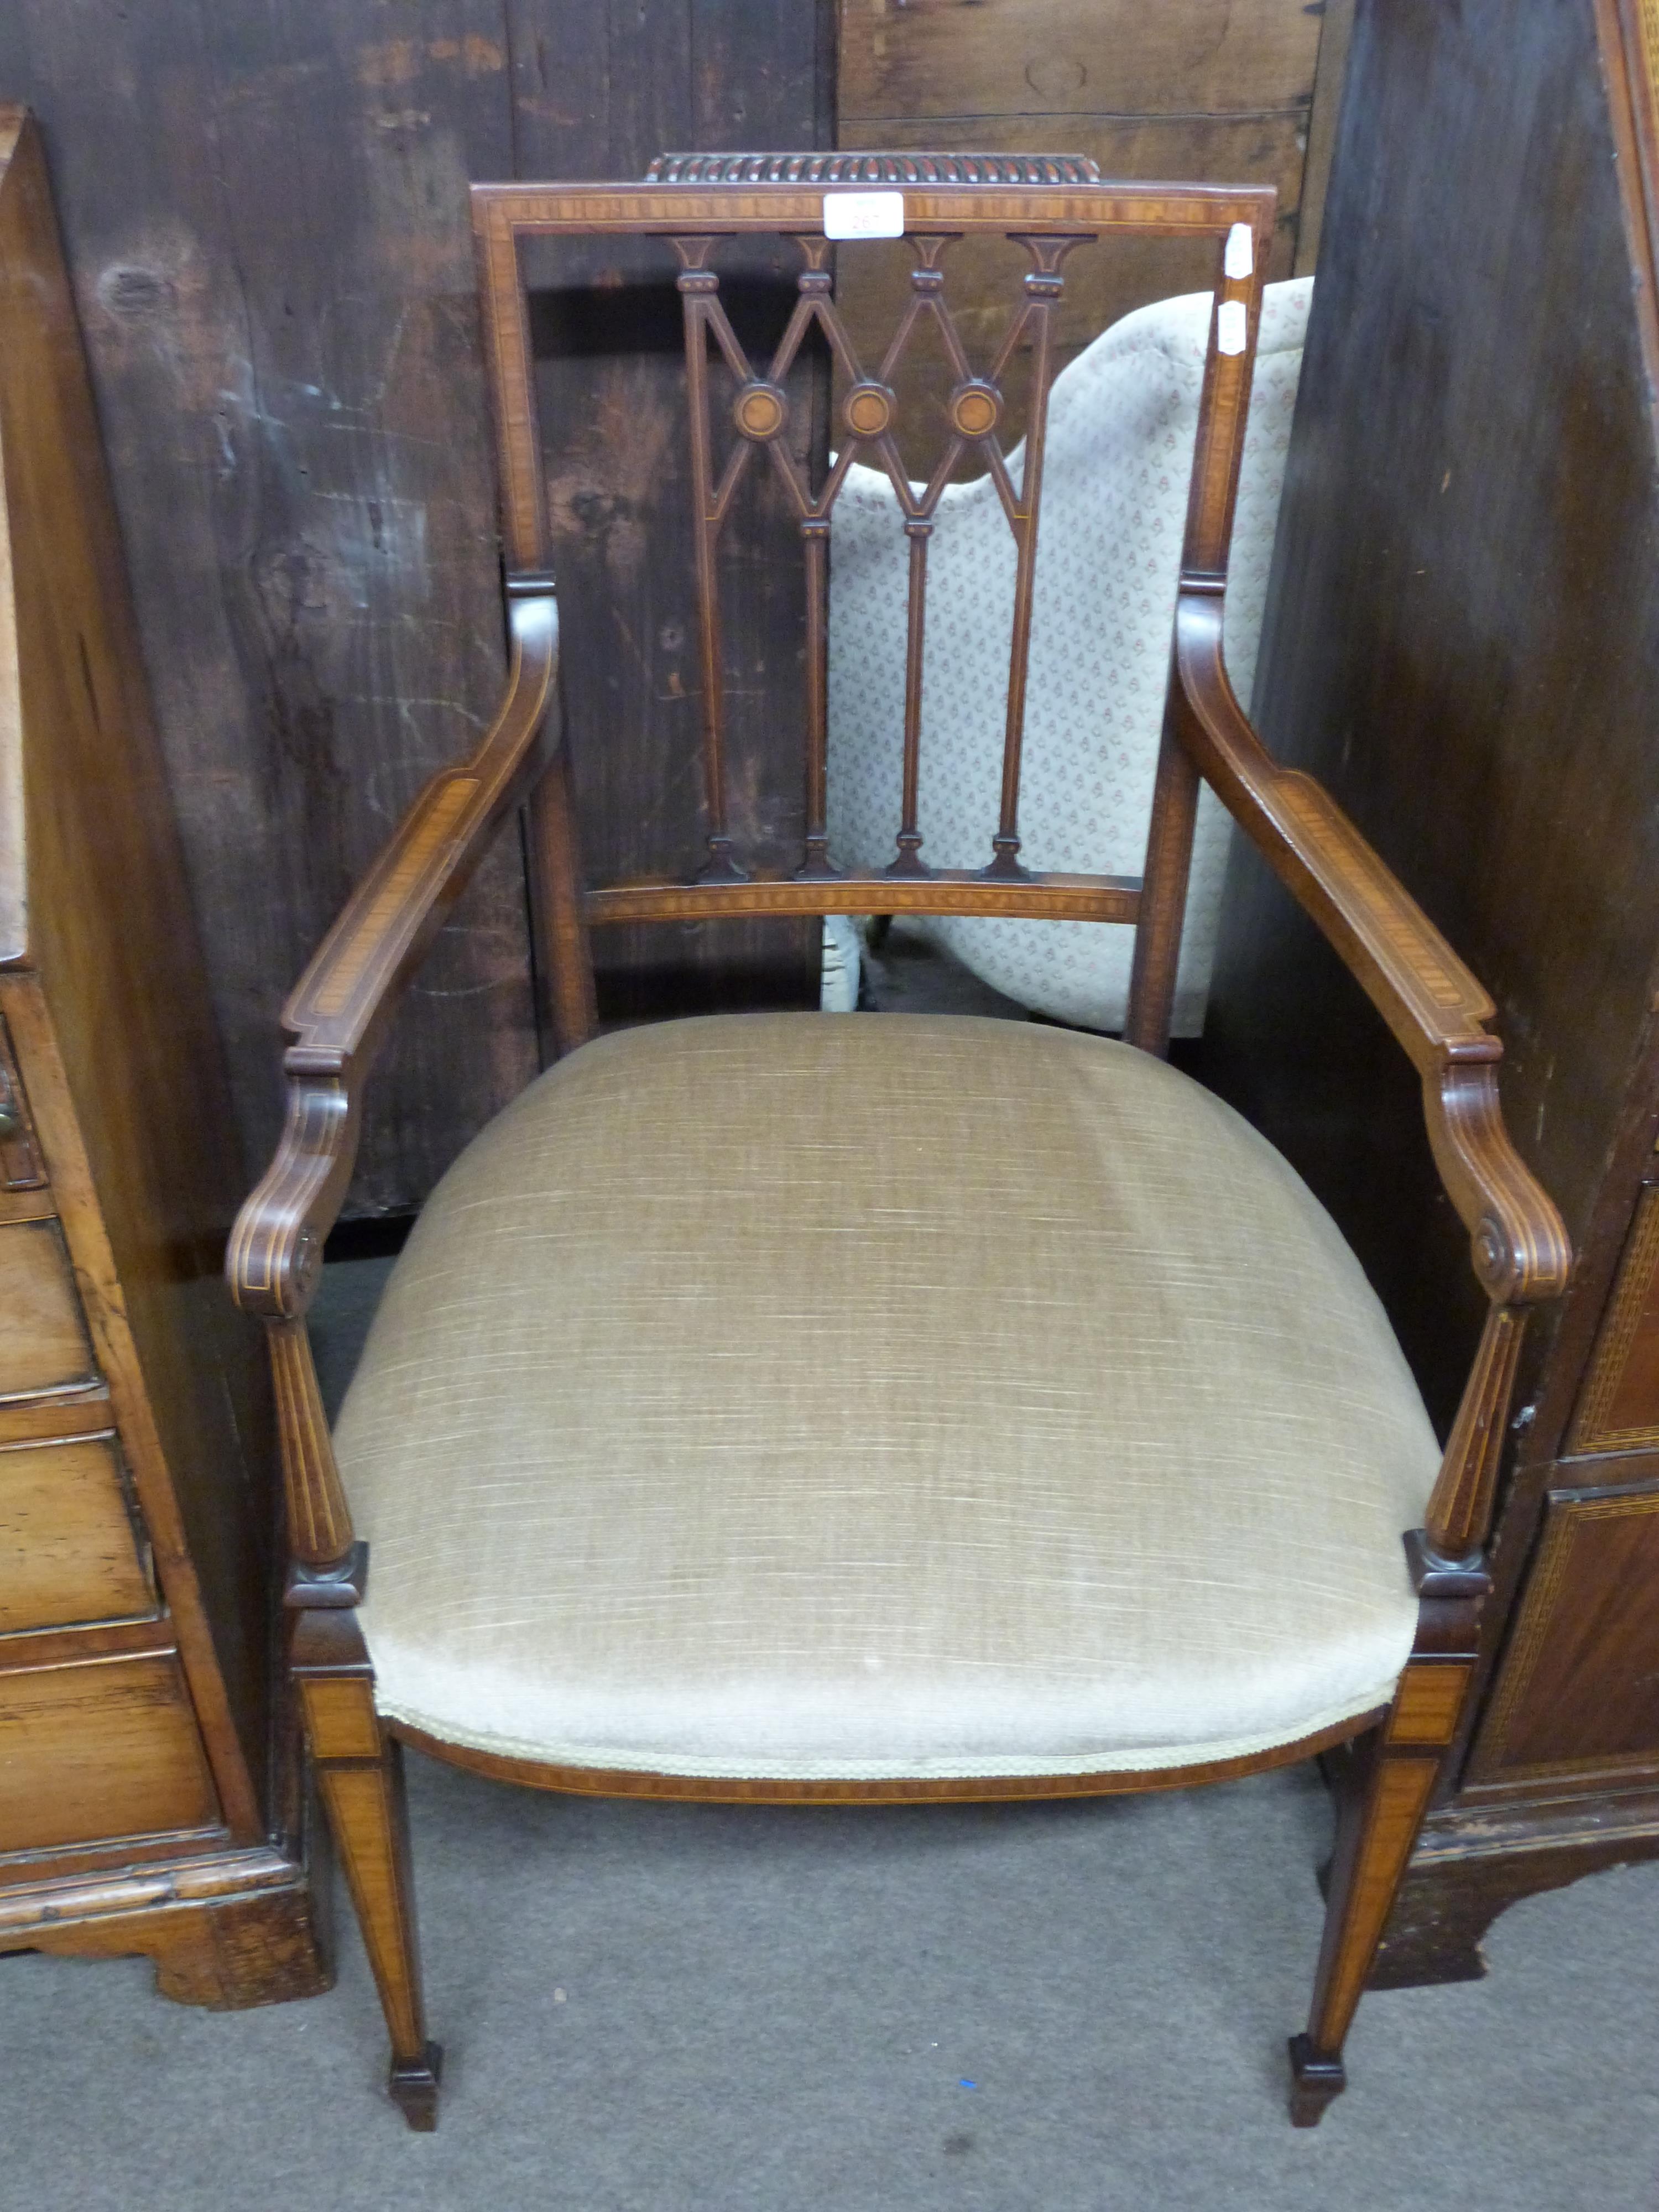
[733,383,786,440]
[843,382,895,440]
[948,382,1001,439]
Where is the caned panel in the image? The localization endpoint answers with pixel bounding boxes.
[0,1220,96,1400]
[0,1651,219,1854]
[0,1433,154,1632]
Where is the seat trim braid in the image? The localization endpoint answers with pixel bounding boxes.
[386,1703,1387,1804]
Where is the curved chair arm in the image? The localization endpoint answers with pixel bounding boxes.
[1173,590,1569,1311]
[229,584,560,1325]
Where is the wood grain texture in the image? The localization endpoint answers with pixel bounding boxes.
[0,8,534,1219]
[834,0,1326,465]
[0,1431,155,1632]
[504,0,832,1028]
[0,1651,220,1855]
[840,0,1321,123]
[227,591,559,1332]
[1293,0,1356,277]
[0,1843,331,2008]
[0,112,274,1840]
[0,1219,96,1399]
[1373,1780,1659,1987]
[1209,0,1659,1986]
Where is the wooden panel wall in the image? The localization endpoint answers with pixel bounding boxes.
[835,0,1352,461]
[1204,0,1659,1434]
[0,3,832,1216]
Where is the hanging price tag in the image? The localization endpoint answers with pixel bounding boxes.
[1224,222,1255,280]
[823,191,906,240]
[1217,299,1249,356]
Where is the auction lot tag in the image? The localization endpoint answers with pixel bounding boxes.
[823,191,906,239]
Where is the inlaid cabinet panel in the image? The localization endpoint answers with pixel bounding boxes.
[0,1432,155,1632]
[0,1652,220,1854]
[0,1220,96,1399]
[1567,1184,1659,1457]
[1472,1487,1659,1784]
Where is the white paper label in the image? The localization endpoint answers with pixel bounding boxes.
[823,190,906,240]
[1216,299,1249,356]
[1223,222,1255,280]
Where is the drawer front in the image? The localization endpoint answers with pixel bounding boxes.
[1472,1484,1659,1783]
[0,1015,47,1200]
[0,1219,96,1400]
[0,1432,154,1632]
[0,1651,219,1854]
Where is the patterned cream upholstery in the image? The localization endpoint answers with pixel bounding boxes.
[826,279,1312,1034]
[337,1013,1437,1783]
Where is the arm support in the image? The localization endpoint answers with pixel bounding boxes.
[229,585,560,1323]
[1173,590,1569,1308]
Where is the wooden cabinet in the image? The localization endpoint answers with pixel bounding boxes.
[0,110,325,2006]
[1206,0,1659,1982]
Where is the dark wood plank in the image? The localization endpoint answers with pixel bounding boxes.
[1207,0,1659,1432]
[0,4,533,1216]
[834,0,1321,466]
[838,0,1322,124]
[505,0,831,1022]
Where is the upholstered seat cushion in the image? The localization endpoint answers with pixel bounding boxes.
[338,1014,1437,1782]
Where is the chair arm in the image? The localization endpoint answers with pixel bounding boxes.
[228,585,560,1320]
[1173,589,1569,1309]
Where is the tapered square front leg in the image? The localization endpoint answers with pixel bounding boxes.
[1290,1535,1487,2126]
[294,1609,442,2130]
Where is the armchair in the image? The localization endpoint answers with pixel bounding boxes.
[228,153,1569,2132]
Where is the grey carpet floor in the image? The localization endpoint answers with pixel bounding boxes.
[6,1246,1658,2208]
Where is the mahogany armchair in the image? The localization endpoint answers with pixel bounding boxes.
[227,153,1570,2132]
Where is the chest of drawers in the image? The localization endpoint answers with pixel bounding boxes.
[0,108,324,2006]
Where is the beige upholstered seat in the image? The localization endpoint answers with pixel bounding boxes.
[338,1013,1437,1784]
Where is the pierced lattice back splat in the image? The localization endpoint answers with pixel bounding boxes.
[471,159,1273,989]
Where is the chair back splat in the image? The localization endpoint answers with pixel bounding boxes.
[471,153,1276,1056]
